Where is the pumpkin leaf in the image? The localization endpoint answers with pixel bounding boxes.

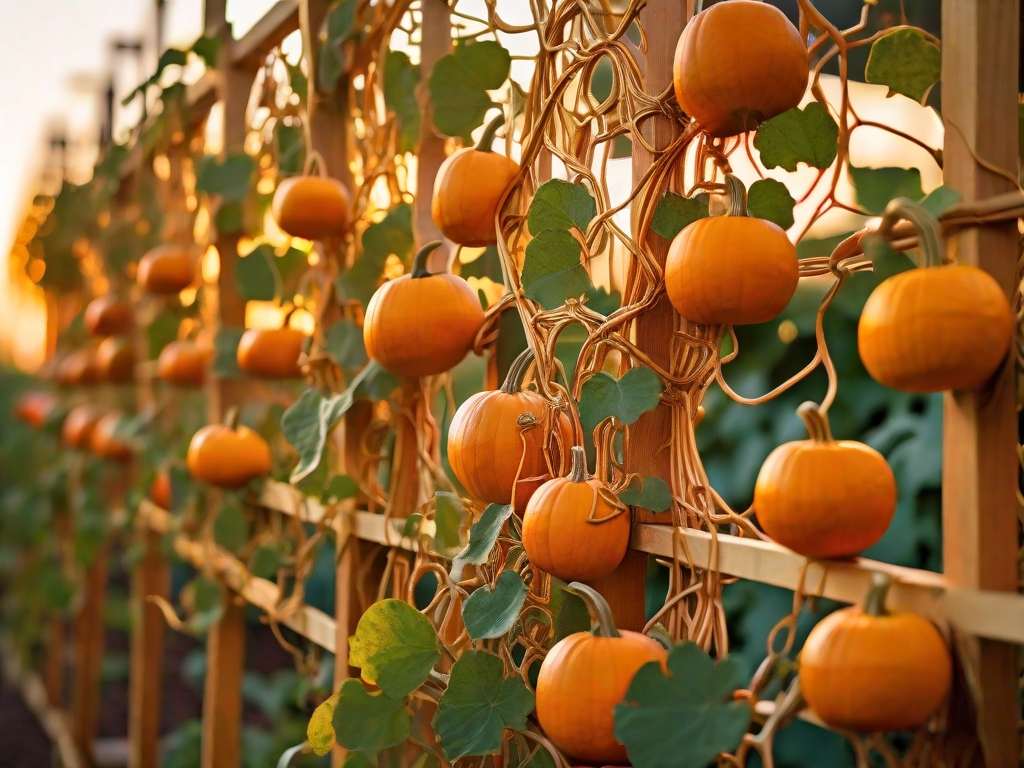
[849,166,924,215]
[237,244,281,302]
[323,474,358,503]
[450,503,513,581]
[332,679,411,753]
[433,491,465,555]
[754,103,839,173]
[275,121,305,175]
[147,310,180,360]
[586,286,621,316]
[433,650,535,760]
[212,327,244,377]
[429,40,511,141]
[577,366,663,435]
[614,643,751,768]
[215,202,244,234]
[307,693,339,755]
[521,229,593,310]
[746,178,796,231]
[384,50,420,153]
[865,28,941,105]
[549,579,592,642]
[527,179,597,235]
[318,0,358,93]
[213,504,250,553]
[324,319,367,375]
[650,192,710,240]
[337,204,413,308]
[348,598,441,698]
[462,570,527,640]
[919,185,961,218]
[196,153,256,203]
[248,545,284,580]
[619,475,673,513]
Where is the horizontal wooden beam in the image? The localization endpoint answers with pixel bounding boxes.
[230,0,300,70]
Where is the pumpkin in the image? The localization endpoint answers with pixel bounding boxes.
[237,326,307,379]
[522,446,631,581]
[665,175,798,325]
[84,295,133,336]
[447,350,573,507]
[90,412,133,462]
[62,404,104,449]
[272,176,351,240]
[137,245,195,295]
[13,391,59,428]
[56,349,99,387]
[96,337,136,384]
[150,470,172,510]
[800,572,952,732]
[857,200,1014,393]
[187,416,272,489]
[753,402,896,559]
[673,0,808,138]
[536,583,666,765]
[364,241,485,377]
[158,340,209,387]
[431,115,519,246]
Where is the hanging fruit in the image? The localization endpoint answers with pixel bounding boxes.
[56,349,99,387]
[13,391,59,428]
[363,241,485,377]
[158,340,210,387]
[84,295,133,336]
[536,583,666,765]
[237,323,307,379]
[272,176,351,241]
[90,412,134,462]
[447,350,573,508]
[800,572,952,732]
[673,0,808,137]
[858,200,1014,393]
[137,245,195,295]
[431,114,519,246]
[62,404,105,450]
[665,174,798,326]
[96,337,136,384]
[186,413,272,489]
[522,446,630,581]
[753,402,896,559]
[150,469,172,510]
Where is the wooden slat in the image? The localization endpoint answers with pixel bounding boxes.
[201,593,246,768]
[230,0,300,70]
[71,544,108,764]
[416,0,451,270]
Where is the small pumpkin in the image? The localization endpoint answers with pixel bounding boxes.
[84,295,133,336]
[431,114,519,246]
[90,412,134,462]
[158,340,209,387]
[150,470,172,510]
[237,324,307,379]
[665,175,798,325]
[753,402,896,559]
[536,583,667,765]
[56,349,99,387]
[272,176,351,241]
[186,413,272,489]
[137,245,195,295]
[447,350,573,507]
[96,337,136,384]
[673,0,808,138]
[800,572,952,732]
[13,391,59,428]
[858,200,1014,393]
[522,446,631,582]
[62,404,105,450]
[364,241,485,377]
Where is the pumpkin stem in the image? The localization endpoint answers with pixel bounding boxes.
[567,446,588,482]
[565,582,621,639]
[223,406,239,430]
[724,174,749,218]
[475,111,506,153]
[500,349,535,394]
[411,241,444,279]
[877,198,944,269]
[863,571,893,617]
[796,401,833,443]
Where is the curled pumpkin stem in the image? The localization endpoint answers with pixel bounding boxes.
[475,111,506,153]
[723,173,750,217]
[796,401,833,442]
[565,581,621,638]
[876,198,945,269]
[863,571,893,617]
[411,240,444,278]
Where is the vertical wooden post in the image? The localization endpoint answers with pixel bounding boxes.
[416,0,451,272]
[71,544,108,764]
[940,1,1020,765]
[201,594,247,768]
[43,615,65,708]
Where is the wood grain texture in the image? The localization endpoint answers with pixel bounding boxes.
[201,593,246,768]
[417,0,452,272]
[71,545,108,764]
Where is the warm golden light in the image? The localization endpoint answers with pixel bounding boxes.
[179,286,199,307]
[383,254,405,280]
[288,307,316,335]
[153,154,172,180]
[237,237,257,257]
[778,320,798,344]
[245,301,286,329]
[202,245,221,282]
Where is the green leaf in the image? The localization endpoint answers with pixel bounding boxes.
[337,204,413,307]
[462,571,527,640]
[754,103,839,172]
[308,693,339,755]
[318,0,358,93]
[527,179,597,234]
[184,576,224,634]
[325,320,367,373]
[332,679,410,753]
[190,35,222,68]
[215,202,244,234]
[614,643,751,768]
[433,650,534,760]
[237,244,281,301]
[746,178,796,230]
[619,476,673,513]
[521,230,592,310]
[213,327,244,377]
[650,192,710,240]
[450,504,513,581]
[348,598,441,698]
[919,185,961,218]
[433,491,465,556]
[147,310,180,360]
[585,286,621,316]
[549,580,592,643]
[849,166,924,215]
[248,545,284,580]
[577,366,663,435]
[324,474,358,503]
[213,504,250,553]
[865,28,941,104]
[275,122,306,175]
[196,153,256,203]
[460,245,504,282]
[429,41,511,141]
[385,50,421,153]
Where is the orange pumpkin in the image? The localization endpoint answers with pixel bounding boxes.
[753,402,896,559]
[447,350,573,507]
[96,337,136,384]
[431,115,519,246]
[137,245,195,295]
[858,201,1014,393]
[13,391,59,428]
[673,1,808,138]
[158,340,209,387]
[364,241,485,377]
[522,446,631,582]
[62,404,105,449]
[84,295,133,336]
[536,583,666,765]
[272,176,351,241]
[800,572,952,732]
[665,175,798,325]
[90,412,134,462]
[56,349,100,387]
[237,326,307,379]
[187,419,272,489]
[150,470,173,510]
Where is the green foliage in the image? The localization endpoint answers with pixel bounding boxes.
[249,544,285,580]
[213,504,250,553]
[747,178,796,230]
[577,366,663,435]
[319,0,359,93]
[324,474,359,503]
[460,245,505,282]
[384,50,421,153]
[450,503,513,580]
[213,327,245,377]
[336,204,414,308]
[237,245,281,301]
[324,320,367,378]
[919,185,961,217]
[308,693,339,755]
[865,28,941,104]
[348,599,441,698]
[276,122,306,175]
[429,41,511,141]
[527,179,597,234]
[754,103,839,172]
[462,570,528,640]
[197,153,256,203]
[432,491,465,556]
[650,192,710,240]
[849,166,924,214]
[619,475,672,513]
[332,679,411,752]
